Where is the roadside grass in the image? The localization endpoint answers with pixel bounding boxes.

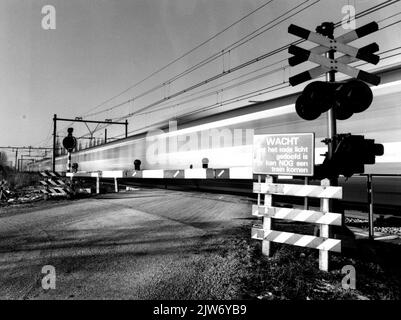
[198,223,401,300]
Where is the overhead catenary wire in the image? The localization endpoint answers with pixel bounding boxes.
[55,0,279,134]
[79,0,321,138]
[133,10,401,118]
[136,61,288,117]
[98,18,398,137]
[54,0,400,142]
[99,2,401,127]
[41,0,401,146]
[107,43,401,140]
[110,82,290,139]
[76,0,278,118]
[84,0,400,121]
[84,0,315,119]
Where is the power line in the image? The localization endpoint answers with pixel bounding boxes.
[112,2,401,119]
[55,0,397,139]
[55,1,278,135]
[97,0,400,124]
[84,0,315,119]
[109,43,401,140]
[113,8,401,122]
[39,0,401,145]
[80,0,319,139]
[77,0,277,118]
[111,82,290,139]
[137,61,288,117]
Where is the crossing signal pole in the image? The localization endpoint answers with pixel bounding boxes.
[320,22,338,215]
[317,22,337,166]
[62,128,77,173]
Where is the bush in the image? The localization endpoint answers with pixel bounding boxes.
[7,172,40,190]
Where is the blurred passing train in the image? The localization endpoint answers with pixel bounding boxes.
[28,67,401,211]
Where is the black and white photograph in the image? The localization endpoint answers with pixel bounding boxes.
[0,0,400,311]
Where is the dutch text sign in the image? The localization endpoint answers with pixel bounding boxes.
[253,133,315,176]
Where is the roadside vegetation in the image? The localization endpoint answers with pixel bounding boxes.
[6,172,40,190]
[197,224,401,300]
[0,165,40,190]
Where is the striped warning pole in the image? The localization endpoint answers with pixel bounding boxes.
[0,180,8,200]
[67,151,72,173]
[320,179,330,271]
[262,175,273,257]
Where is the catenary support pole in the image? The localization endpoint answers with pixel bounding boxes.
[53,114,57,172]
[14,148,18,171]
[125,120,128,138]
[367,174,375,240]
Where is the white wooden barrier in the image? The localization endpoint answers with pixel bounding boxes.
[252,176,342,271]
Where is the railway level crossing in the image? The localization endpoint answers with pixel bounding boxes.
[247,20,385,270]
[251,133,343,271]
[49,20,388,271]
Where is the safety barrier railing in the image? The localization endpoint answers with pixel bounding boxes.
[357,173,401,239]
[251,175,343,271]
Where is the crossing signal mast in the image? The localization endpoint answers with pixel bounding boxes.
[62,128,77,173]
[287,21,384,179]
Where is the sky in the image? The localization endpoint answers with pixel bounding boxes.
[1,0,400,161]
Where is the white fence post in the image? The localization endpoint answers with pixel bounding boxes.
[319,178,330,271]
[96,177,100,194]
[262,175,273,257]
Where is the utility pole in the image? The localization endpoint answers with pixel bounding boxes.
[125,119,128,138]
[317,22,338,187]
[53,114,57,172]
[14,148,18,171]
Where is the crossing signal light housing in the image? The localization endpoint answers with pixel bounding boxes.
[62,128,77,151]
[295,81,333,120]
[295,80,373,121]
[314,134,384,179]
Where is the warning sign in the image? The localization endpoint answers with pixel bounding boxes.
[253,133,315,176]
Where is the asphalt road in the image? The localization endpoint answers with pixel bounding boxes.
[0,189,253,299]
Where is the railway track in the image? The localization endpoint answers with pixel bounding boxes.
[96,176,401,216]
